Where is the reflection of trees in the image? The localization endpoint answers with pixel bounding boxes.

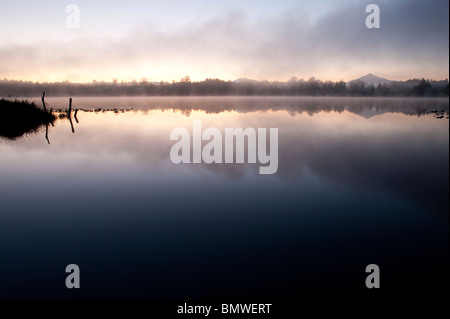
[42,96,446,119]
[132,97,448,118]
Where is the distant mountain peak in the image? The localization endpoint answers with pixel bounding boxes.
[234,77,257,83]
[351,74,392,85]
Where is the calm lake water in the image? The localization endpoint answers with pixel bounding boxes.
[0,96,448,299]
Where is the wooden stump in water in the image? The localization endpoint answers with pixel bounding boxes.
[41,91,47,112]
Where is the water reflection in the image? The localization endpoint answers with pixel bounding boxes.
[30,96,450,116]
[0,97,448,298]
[4,97,450,214]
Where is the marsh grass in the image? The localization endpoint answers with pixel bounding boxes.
[0,99,56,140]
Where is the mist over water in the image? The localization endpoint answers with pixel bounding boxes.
[0,97,448,298]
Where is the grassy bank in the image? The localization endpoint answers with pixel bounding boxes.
[0,99,56,140]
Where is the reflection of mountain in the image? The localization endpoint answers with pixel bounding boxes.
[0,99,55,140]
[356,107,390,119]
[15,96,448,215]
[37,96,450,119]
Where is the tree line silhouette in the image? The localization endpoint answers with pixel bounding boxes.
[1,77,448,97]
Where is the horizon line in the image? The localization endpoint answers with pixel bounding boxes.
[1,75,449,85]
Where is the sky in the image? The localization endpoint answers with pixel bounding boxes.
[0,0,448,83]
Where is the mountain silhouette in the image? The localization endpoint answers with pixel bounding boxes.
[350,73,392,85]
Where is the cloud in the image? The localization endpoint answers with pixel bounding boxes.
[0,0,448,82]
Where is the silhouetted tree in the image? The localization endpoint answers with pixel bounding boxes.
[334,80,347,96]
[349,80,366,96]
[411,78,432,96]
[0,77,448,97]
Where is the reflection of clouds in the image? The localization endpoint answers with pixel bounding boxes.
[1,101,448,213]
[276,115,449,214]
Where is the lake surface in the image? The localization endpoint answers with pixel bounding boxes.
[0,96,448,299]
